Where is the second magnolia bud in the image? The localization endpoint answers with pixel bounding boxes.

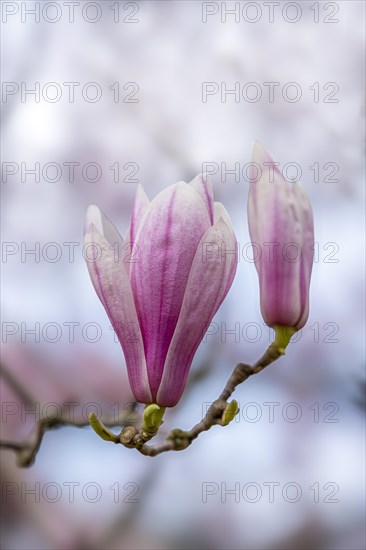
[248,142,315,331]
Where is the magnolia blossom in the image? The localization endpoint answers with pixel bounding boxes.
[248,142,314,330]
[84,176,237,407]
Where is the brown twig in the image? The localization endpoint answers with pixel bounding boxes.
[118,341,285,457]
[0,362,37,406]
[0,408,139,467]
[0,362,139,467]
[0,341,284,464]
[219,340,284,401]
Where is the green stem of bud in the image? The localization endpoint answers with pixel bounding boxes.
[273,325,297,354]
[141,404,166,440]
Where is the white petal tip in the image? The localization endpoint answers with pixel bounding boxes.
[85,205,102,234]
[135,184,149,201]
[201,173,213,186]
[213,202,232,227]
[252,141,275,167]
[253,140,264,155]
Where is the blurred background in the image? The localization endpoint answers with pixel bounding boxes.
[1,1,365,549]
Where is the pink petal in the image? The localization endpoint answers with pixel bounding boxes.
[214,202,238,295]
[124,185,151,276]
[84,206,151,403]
[85,205,124,250]
[189,174,214,224]
[248,162,303,327]
[250,140,280,184]
[130,182,211,400]
[292,182,315,329]
[157,216,237,407]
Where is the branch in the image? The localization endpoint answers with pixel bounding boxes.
[100,340,285,457]
[0,407,140,467]
[0,362,36,406]
[0,338,286,465]
[0,362,139,467]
